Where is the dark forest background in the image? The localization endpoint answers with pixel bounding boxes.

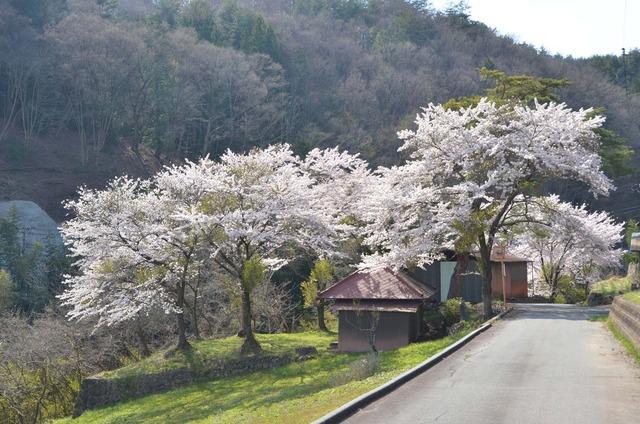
[1,0,640,220]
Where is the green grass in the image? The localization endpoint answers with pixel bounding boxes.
[56,330,473,424]
[100,332,335,379]
[607,318,640,366]
[590,276,632,296]
[623,291,640,305]
[588,314,608,322]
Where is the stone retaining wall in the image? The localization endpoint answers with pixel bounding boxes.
[74,351,314,417]
[610,296,640,349]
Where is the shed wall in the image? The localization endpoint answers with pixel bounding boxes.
[491,262,528,299]
[338,311,412,352]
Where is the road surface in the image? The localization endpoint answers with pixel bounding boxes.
[344,304,640,424]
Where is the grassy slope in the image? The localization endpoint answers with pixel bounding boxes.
[590,276,631,296]
[57,331,471,424]
[100,332,335,379]
[623,291,640,305]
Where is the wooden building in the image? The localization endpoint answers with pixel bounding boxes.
[407,251,530,303]
[320,252,530,353]
[319,268,436,352]
[489,252,529,299]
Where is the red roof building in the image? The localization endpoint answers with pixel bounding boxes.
[320,268,436,352]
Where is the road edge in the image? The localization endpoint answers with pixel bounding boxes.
[311,307,513,424]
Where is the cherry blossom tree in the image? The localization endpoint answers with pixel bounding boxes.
[60,144,367,354]
[158,144,367,354]
[510,196,623,300]
[361,99,614,318]
[59,176,209,351]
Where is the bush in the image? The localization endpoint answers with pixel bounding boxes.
[447,319,478,336]
[329,353,379,387]
[440,298,461,327]
[440,298,473,327]
[557,276,587,304]
[421,304,445,339]
[553,294,567,304]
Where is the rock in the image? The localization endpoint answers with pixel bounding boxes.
[295,346,318,359]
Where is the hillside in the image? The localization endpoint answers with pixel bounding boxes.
[1,0,639,220]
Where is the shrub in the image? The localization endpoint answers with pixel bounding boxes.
[447,320,478,336]
[440,298,462,327]
[553,294,567,304]
[557,277,587,304]
[329,353,379,387]
[440,298,474,327]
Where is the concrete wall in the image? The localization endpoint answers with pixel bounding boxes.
[610,296,640,349]
[338,311,413,352]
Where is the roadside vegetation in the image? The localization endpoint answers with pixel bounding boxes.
[590,276,632,297]
[57,329,474,424]
[606,319,640,366]
[623,291,640,305]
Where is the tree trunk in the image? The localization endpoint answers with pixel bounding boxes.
[479,240,494,320]
[317,299,328,332]
[240,284,261,355]
[136,322,151,358]
[191,284,202,340]
[448,252,469,299]
[176,280,191,351]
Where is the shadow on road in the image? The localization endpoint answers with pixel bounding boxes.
[503,303,610,321]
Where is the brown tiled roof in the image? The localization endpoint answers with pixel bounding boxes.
[332,299,422,313]
[489,253,531,263]
[319,267,436,301]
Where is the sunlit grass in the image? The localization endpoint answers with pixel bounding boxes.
[607,318,640,366]
[100,332,336,379]
[57,330,473,424]
[623,291,640,306]
[590,276,631,296]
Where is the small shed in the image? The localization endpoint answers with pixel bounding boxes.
[319,268,436,352]
[407,251,530,303]
[490,252,530,299]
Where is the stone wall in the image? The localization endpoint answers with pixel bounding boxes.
[610,296,640,349]
[74,350,316,417]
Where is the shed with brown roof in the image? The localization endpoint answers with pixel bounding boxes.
[319,268,436,352]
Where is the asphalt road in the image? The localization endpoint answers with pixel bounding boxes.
[344,304,640,424]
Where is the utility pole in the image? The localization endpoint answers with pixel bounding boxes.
[501,260,507,308]
[495,242,508,309]
[622,47,629,95]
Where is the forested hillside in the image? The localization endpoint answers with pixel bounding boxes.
[1,0,639,219]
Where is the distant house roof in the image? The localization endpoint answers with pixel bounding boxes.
[488,253,531,263]
[440,249,530,264]
[319,267,436,301]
